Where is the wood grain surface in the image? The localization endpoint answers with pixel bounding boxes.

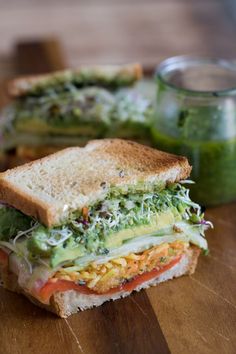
[0,0,236,68]
[0,2,236,353]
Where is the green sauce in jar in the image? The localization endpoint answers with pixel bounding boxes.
[152,130,236,205]
[152,56,236,206]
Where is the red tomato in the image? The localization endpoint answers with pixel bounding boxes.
[38,256,182,303]
[122,255,181,292]
[38,279,95,303]
[0,249,8,267]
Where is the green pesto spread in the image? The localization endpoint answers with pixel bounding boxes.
[19,69,139,96]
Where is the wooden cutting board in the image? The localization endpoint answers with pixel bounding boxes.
[0,39,235,354]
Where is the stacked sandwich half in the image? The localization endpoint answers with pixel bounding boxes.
[0,139,211,317]
[0,64,152,160]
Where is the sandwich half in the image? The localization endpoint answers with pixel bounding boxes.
[0,139,211,317]
[0,64,152,159]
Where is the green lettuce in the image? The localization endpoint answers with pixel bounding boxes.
[0,206,32,241]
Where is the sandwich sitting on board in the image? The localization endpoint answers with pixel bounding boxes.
[0,64,152,160]
[0,139,211,317]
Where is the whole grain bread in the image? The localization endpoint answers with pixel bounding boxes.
[0,246,200,317]
[8,63,142,97]
[0,139,191,227]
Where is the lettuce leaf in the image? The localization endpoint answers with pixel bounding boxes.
[0,206,32,241]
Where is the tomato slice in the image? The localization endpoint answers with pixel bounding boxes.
[122,255,181,292]
[0,249,8,267]
[38,256,182,304]
[38,279,96,302]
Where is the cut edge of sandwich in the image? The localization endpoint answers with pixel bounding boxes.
[0,139,191,227]
[1,246,200,318]
[7,63,143,97]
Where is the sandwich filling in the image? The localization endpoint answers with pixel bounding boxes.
[0,182,211,304]
[1,87,152,149]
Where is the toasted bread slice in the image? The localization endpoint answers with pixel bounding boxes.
[1,246,200,318]
[0,139,191,227]
[8,63,142,97]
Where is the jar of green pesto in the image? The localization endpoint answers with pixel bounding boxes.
[152,56,236,206]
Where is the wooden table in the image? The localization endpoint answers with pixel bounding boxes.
[1,202,235,354]
[0,2,236,353]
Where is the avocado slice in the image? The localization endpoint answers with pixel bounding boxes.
[51,243,85,268]
[105,210,179,249]
[27,226,52,257]
[15,118,100,136]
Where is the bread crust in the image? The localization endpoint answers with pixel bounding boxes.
[0,246,200,318]
[0,177,54,226]
[8,63,142,97]
[0,139,191,227]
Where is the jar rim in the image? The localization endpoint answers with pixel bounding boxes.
[156,56,236,97]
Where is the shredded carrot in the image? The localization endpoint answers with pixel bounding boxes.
[54,241,189,293]
[82,207,89,222]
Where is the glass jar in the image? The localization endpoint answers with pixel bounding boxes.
[151,56,236,206]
